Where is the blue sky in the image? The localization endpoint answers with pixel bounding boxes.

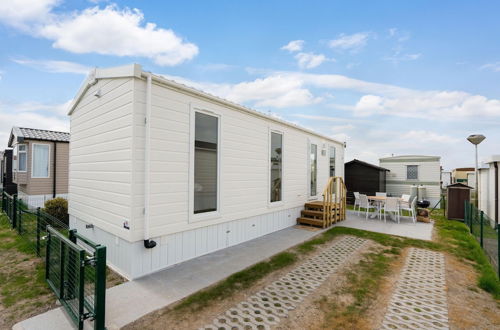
[1,0,499,169]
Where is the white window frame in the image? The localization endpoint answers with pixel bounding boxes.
[189,104,222,223]
[328,145,336,178]
[406,165,419,180]
[308,139,319,199]
[268,128,284,207]
[17,144,27,172]
[31,143,51,179]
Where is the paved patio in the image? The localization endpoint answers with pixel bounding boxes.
[336,210,434,241]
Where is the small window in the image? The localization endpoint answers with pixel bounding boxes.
[32,144,50,178]
[17,144,27,172]
[194,112,218,214]
[407,165,418,180]
[270,132,283,203]
[310,144,317,196]
[329,146,336,177]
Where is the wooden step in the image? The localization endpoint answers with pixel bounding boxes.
[304,202,324,210]
[301,209,324,218]
[297,217,324,227]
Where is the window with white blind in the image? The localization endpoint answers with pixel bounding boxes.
[32,144,50,178]
[270,131,283,203]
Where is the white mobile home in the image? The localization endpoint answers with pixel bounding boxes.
[379,155,441,206]
[478,156,499,226]
[68,64,345,279]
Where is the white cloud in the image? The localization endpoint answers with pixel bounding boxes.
[480,62,500,72]
[329,32,370,51]
[0,3,199,66]
[0,100,70,149]
[384,52,421,64]
[387,28,410,42]
[0,0,58,30]
[38,5,198,66]
[281,40,304,52]
[12,58,91,74]
[294,52,328,69]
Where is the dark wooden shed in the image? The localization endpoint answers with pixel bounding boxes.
[446,183,472,220]
[1,149,17,195]
[345,159,389,204]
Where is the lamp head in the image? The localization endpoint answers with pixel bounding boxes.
[467,134,485,145]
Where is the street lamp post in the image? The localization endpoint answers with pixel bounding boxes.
[467,134,486,207]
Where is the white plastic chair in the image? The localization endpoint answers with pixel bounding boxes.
[376,192,387,197]
[400,194,411,208]
[359,194,377,219]
[400,196,417,223]
[353,192,361,213]
[383,197,400,223]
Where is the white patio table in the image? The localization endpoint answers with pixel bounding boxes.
[367,196,403,220]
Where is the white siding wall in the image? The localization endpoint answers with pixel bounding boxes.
[478,165,498,224]
[381,160,441,202]
[130,78,343,241]
[69,78,135,240]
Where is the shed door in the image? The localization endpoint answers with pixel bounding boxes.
[447,188,470,220]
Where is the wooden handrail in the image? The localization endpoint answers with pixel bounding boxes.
[322,176,347,227]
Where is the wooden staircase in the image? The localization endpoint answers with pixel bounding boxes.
[297,177,347,228]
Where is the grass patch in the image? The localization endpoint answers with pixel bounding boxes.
[175,252,297,311]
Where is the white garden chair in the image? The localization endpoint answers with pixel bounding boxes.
[376,192,387,197]
[400,194,411,209]
[353,192,361,213]
[383,197,400,223]
[400,196,417,223]
[359,194,377,219]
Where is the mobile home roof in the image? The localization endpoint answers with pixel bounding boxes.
[68,64,344,146]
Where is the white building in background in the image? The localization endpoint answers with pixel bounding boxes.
[379,155,441,206]
[478,155,500,225]
[441,170,452,188]
[67,64,345,279]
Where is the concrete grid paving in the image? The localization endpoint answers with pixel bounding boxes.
[200,236,368,330]
[380,248,449,330]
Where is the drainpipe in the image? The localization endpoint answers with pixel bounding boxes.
[53,142,57,198]
[142,72,156,249]
[494,161,498,225]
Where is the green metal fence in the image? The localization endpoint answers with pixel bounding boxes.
[464,201,499,276]
[1,191,69,256]
[1,192,107,329]
[46,227,107,330]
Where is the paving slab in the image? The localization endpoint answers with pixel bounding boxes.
[337,210,434,240]
[14,226,326,330]
[380,248,449,329]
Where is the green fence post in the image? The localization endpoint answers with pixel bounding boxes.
[36,208,41,256]
[12,194,17,228]
[1,191,5,213]
[68,229,77,299]
[45,228,51,282]
[59,239,65,299]
[497,224,500,278]
[94,246,107,330]
[77,250,85,330]
[480,211,484,248]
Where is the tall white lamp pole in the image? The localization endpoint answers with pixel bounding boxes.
[467,134,486,207]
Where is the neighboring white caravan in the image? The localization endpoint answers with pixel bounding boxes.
[379,155,441,207]
[67,64,345,279]
[478,155,500,226]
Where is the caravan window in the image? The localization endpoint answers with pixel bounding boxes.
[270,132,283,203]
[194,112,219,214]
[310,144,317,196]
[32,144,50,178]
[17,144,27,172]
[407,165,418,180]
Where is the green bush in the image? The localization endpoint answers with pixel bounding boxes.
[43,197,69,225]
